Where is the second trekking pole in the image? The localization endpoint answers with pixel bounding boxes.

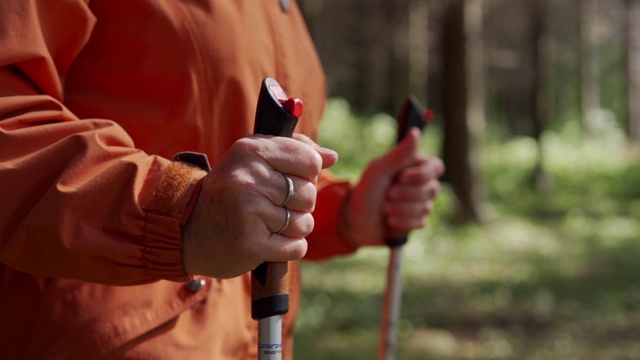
[378,97,430,360]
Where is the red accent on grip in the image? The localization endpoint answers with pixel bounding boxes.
[425,110,435,123]
[282,98,303,118]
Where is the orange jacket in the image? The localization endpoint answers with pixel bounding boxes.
[0,0,356,358]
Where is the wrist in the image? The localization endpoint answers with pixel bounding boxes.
[142,152,210,280]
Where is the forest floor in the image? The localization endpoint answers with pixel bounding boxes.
[293,99,640,359]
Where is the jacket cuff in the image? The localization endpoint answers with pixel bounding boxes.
[304,181,359,261]
[141,153,209,281]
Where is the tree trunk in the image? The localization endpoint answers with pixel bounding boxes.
[528,0,551,190]
[579,0,601,137]
[383,0,410,113]
[441,0,485,224]
[354,0,384,111]
[627,0,640,143]
[408,0,430,105]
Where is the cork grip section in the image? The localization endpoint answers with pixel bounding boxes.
[251,262,289,319]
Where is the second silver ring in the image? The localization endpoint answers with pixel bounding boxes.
[276,207,291,234]
[280,174,295,207]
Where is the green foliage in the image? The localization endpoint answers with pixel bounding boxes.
[296,99,640,359]
[318,97,443,181]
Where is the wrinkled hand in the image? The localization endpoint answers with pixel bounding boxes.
[346,128,444,247]
[182,134,338,279]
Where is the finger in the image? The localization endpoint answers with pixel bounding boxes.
[264,172,317,212]
[266,207,315,238]
[384,200,434,219]
[248,135,327,180]
[293,134,339,169]
[396,156,445,183]
[387,214,429,232]
[369,128,421,178]
[386,179,441,202]
[261,235,308,262]
[385,201,434,231]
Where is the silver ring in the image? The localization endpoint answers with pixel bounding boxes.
[279,174,295,207]
[276,207,291,234]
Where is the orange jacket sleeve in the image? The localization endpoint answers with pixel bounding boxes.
[0,0,205,285]
[304,170,358,260]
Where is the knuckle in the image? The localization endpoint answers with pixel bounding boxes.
[299,146,323,175]
[291,213,314,238]
[423,201,434,215]
[233,136,261,153]
[299,182,317,210]
[300,214,315,237]
[291,239,308,259]
[432,181,442,196]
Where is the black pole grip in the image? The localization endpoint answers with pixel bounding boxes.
[253,78,299,137]
[385,96,429,248]
[251,78,301,320]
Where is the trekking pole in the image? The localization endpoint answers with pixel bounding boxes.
[378,96,430,360]
[252,77,303,360]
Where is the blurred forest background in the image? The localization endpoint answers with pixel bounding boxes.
[293,0,640,359]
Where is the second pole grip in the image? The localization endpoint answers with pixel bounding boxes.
[385,96,430,248]
[251,78,302,320]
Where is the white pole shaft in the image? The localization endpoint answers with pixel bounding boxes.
[378,246,404,360]
[258,315,283,360]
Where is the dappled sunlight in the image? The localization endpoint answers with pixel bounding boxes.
[295,98,640,359]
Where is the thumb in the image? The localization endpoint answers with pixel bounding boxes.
[314,144,339,169]
[375,127,421,175]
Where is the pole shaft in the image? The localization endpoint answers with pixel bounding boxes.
[378,247,404,360]
[379,96,429,359]
[258,316,283,360]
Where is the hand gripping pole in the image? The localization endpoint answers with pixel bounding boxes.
[252,77,303,360]
[378,96,430,360]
